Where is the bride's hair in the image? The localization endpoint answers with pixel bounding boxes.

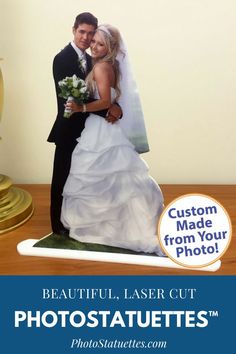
[86,24,123,99]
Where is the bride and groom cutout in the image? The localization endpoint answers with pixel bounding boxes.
[17,13,221,271]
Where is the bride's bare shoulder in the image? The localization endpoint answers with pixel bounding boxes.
[93,61,113,74]
[93,62,114,84]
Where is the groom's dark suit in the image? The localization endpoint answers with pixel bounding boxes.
[48,43,106,234]
[48,43,91,149]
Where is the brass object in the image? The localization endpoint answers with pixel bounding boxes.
[0,61,34,234]
[0,175,34,233]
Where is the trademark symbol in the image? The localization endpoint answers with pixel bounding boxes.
[208,310,219,317]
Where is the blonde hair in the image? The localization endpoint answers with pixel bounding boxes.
[86,24,123,99]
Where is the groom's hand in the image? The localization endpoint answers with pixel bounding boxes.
[106,103,122,124]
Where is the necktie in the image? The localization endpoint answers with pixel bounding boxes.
[80,54,87,74]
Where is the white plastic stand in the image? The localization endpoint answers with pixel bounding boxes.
[17,239,221,272]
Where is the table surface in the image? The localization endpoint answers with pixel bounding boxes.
[0,184,235,275]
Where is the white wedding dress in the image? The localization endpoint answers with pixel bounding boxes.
[61,88,164,255]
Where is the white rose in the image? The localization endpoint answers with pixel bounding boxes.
[80,87,87,93]
[72,75,79,88]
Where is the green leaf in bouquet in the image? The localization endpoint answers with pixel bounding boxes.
[71,88,80,97]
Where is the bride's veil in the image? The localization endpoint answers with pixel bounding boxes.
[116,36,150,154]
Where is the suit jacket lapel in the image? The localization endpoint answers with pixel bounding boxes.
[66,43,92,79]
[66,43,86,79]
[85,53,93,74]
[78,63,86,80]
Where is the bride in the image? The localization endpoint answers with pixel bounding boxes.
[61,24,164,256]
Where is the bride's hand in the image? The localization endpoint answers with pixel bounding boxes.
[65,101,82,113]
[106,103,122,124]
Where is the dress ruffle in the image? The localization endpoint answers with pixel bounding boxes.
[61,111,164,255]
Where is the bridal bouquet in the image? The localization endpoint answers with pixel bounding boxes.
[58,75,90,118]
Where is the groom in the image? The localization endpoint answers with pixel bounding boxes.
[47,12,122,235]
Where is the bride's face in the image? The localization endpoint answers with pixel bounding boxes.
[90,32,108,59]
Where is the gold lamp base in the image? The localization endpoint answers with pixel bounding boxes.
[0,175,34,234]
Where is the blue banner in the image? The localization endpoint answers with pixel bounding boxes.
[0,276,235,353]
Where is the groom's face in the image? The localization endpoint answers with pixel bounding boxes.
[73,23,96,51]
